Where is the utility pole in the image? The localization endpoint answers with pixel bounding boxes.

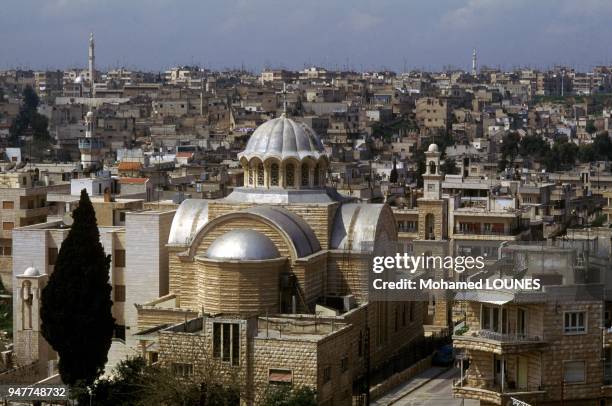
[364,305,371,405]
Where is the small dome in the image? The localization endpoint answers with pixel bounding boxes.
[23,266,40,277]
[428,143,439,153]
[206,229,280,261]
[238,116,325,161]
[86,111,94,118]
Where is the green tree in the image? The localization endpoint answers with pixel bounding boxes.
[578,144,596,162]
[497,157,509,172]
[519,135,550,161]
[591,214,607,227]
[389,159,398,183]
[500,132,521,163]
[41,189,115,387]
[262,385,317,406]
[440,158,458,175]
[9,85,53,157]
[82,357,241,406]
[593,133,612,160]
[544,138,578,171]
[22,85,40,112]
[585,120,597,135]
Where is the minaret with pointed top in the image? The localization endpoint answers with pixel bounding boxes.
[89,33,95,97]
[79,33,103,172]
[472,48,477,76]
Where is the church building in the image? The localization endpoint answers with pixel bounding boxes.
[134,115,426,405]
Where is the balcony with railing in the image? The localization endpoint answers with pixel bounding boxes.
[453,375,546,405]
[453,329,547,354]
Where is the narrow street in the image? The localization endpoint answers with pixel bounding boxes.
[374,367,479,406]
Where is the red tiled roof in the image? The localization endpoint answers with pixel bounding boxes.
[119,177,148,184]
[118,161,143,171]
[176,152,194,158]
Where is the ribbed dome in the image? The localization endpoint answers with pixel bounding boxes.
[206,229,280,261]
[238,116,325,161]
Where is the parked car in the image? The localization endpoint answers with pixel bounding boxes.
[432,344,454,366]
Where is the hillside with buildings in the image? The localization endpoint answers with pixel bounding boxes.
[1,35,612,405]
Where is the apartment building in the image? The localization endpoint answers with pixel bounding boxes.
[0,171,50,290]
[416,97,451,132]
[11,208,174,376]
[453,244,610,405]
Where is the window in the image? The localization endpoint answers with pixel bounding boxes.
[285,164,295,187]
[270,163,279,186]
[2,222,14,231]
[248,166,254,185]
[340,356,349,373]
[314,163,321,186]
[114,285,126,302]
[172,362,193,377]
[212,322,240,366]
[564,311,586,334]
[48,248,58,266]
[213,323,221,358]
[564,361,586,383]
[257,163,264,186]
[481,304,507,333]
[323,366,331,383]
[269,369,292,385]
[2,201,14,210]
[149,351,159,364]
[119,212,126,222]
[222,323,230,362]
[301,164,309,187]
[114,249,126,267]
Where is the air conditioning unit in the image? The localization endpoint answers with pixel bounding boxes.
[342,295,356,312]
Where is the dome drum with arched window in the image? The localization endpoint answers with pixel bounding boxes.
[238,116,328,190]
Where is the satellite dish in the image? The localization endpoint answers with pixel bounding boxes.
[62,213,74,227]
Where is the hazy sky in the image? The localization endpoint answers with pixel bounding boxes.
[1,0,612,72]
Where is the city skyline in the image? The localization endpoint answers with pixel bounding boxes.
[2,0,612,72]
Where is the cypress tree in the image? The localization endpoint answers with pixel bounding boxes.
[41,189,115,386]
[389,158,398,184]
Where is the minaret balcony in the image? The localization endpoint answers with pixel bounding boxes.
[78,138,104,150]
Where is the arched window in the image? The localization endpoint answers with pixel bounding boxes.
[257,163,264,186]
[22,280,32,330]
[285,163,295,187]
[314,163,321,186]
[301,163,309,187]
[270,163,279,186]
[429,161,436,175]
[248,165,254,186]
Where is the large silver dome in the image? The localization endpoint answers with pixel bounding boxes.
[238,116,325,161]
[206,229,280,260]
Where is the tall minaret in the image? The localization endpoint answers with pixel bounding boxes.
[88,33,95,97]
[472,48,477,76]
